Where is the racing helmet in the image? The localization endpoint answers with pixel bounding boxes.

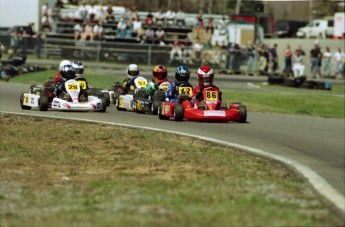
[60,65,76,81]
[126,64,140,79]
[196,65,214,87]
[152,65,167,84]
[72,61,84,75]
[175,65,190,83]
[59,59,72,71]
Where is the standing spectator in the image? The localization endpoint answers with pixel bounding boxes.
[73,23,82,40]
[258,44,268,75]
[145,11,154,25]
[21,28,32,58]
[78,2,88,22]
[318,46,323,78]
[93,21,104,40]
[183,37,192,64]
[269,43,278,74]
[155,9,165,25]
[170,36,183,62]
[81,20,94,41]
[9,31,19,57]
[34,32,44,59]
[232,43,242,73]
[322,47,332,77]
[144,25,155,44]
[105,4,115,23]
[116,18,127,38]
[165,9,176,26]
[297,45,306,56]
[333,48,344,78]
[155,25,165,45]
[218,15,227,30]
[0,42,4,60]
[176,9,186,27]
[193,39,203,63]
[310,44,321,78]
[246,41,256,76]
[284,44,293,76]
[205,17,215,34]
[292,49,305,78]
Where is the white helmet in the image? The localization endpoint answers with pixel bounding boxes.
[59,60,72,71]
[126,64,140,79]
[72,61,84,75]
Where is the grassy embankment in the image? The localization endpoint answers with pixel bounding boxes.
[0,114,343,226]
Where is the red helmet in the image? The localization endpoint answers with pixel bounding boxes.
[196,65,214,87]
[152,65,168,84]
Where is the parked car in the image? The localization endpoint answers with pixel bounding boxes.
[296,19,334,38]
[274,20,307,38]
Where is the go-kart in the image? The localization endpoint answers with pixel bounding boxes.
[158,86,247,123]
[114,76,148,111]
[133,81,171,114]
[20,79,106,112]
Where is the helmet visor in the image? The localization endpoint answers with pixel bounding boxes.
[128,70,139,76]
[153,71,167,80]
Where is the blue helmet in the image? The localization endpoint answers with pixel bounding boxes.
[175,65,190,82]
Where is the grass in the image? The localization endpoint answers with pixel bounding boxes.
[9,69,345,118]
[0,114,343,226]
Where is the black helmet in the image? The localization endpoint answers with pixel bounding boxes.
[72,61,84,75]
[175,65,190,82]
[61,65,75,80]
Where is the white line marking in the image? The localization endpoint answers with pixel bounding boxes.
[1,111,344,214]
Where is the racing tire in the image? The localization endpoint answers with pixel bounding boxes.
[173,104,184,121]
[151,100,160,115]
[238,105,247,123]
[99,97,107,112]
[158,102,169,120]
[20,92,31,110]
[39,95,49,111]
[102,92,110,106]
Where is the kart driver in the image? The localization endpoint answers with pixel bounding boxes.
[192,65,222,107]
[72,61,89,90]
[54,64,76,98]
[122,64,140,94]
[146,65,170,97]
[54,60,72,84]
[166,65,193,103]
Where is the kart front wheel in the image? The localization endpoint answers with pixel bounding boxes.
[102,92,110,106]
[151,100,160,115]
[39,95,49,111]
[158,102,169,120]
[20,93,31,110]
[173,104,184,121]
[99,97,107,112]
[238,105,247,123]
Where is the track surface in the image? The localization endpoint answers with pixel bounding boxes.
[1,82,344,212]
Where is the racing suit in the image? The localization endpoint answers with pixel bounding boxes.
[146,78,170,98]
[53,71,66,97]
[166,81,193,103]
[122,76,138,94]
[191,85,222,107]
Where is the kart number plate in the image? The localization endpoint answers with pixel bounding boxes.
[137,80,147,87]
[159,83,170,91]
[77,81,87,90]
[205,91,218,101]
[204,110,225,117]
[67,84,79,91]
[178,87,192,96]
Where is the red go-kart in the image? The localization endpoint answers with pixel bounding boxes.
[158,86,247,123]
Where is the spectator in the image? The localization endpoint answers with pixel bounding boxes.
[196,12,204,27]
[81,20,94,41]
[34,32,44,59]
[183,37,192,64]
[42,2,49,15]
[116,18,127,38]
[292,49,305,78]
[51,2,61,22]
[246,41,256,76]
[231,43,242,73]
[136,27,145,43]
[176,9,186,27]
[9,31,19,57]
[318,46,323,78]
[155,25,165,45]
[93,21,104,40]
[22,27,32,58]
[155,9,165,25]
[205,17,215,34]
[132,17,142,34]
[170,36,183,62]
[88,3,97,22]
[41,12,51,32]
[55,0,64,8]
[284,44,293,75]
[165,9,176,26]
[269,43,278,73]
[74,23,83,40]
[258,44,268,75]
[105,4,115,23]
[310,44,321,78]
[145,11,154,25]
[297,45,306,56]
[78,2,88,22]
[333,48,344,78]
[193,39,203,63]
[0,42,4,60]
[130,6,138,21]
[322,47,332,77]
[144,25,155,44]
[218,15,227,30]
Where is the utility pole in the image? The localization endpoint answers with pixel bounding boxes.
[309,0,313,21]
[235,0,241,15]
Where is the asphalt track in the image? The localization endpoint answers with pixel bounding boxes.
[0,81,344,214]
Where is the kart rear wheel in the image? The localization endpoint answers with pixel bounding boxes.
[238,105,247,123]
[99,97,107,112]
[39,95,49,111]
[173,104,184,121]
[158,102,169,120]
[102,92,110,106]
[20,93,31,110]
[151,100,160,115]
